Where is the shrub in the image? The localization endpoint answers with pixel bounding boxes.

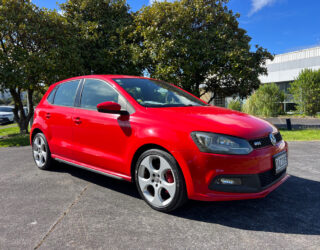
[289,69,320,116]
[242,83,285,117]
[227,99,241,111]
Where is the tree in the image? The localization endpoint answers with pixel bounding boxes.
[61,0,142,75]
[132,0,272,100]
[227,99,241,111]
[0,0,81,133]
[242,83,285,117]
[289,69,320,116]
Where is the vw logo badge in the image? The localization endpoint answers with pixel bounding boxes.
[269,133,276,145]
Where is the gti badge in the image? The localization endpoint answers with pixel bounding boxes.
[269,133,276,145]
[254,141,262,146]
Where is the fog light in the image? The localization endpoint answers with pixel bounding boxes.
[216,177,242,185]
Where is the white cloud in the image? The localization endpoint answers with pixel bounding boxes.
[57,9,65,16]
[149,0,174,5]
[248,0,277,16]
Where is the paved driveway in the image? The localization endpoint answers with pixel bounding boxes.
[0,142,319,249]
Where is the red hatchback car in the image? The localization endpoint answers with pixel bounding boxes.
[31,75,289,212]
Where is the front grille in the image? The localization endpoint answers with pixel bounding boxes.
[259,168,285,187]
[249,132,282,149]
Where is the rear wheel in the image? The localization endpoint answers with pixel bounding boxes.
[135,149,187,212]
[32,133,53,170]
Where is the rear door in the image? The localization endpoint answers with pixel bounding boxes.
[46,80,80,159]
[72,78,133,173]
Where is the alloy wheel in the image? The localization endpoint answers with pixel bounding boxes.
[137,155,176,208]
[33,136,47,168]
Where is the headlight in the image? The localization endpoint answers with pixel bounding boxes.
[191,132,253,155]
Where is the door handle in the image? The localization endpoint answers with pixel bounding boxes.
[73,117,82,125]
[45,113,51,119]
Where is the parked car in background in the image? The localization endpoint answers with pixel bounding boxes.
[30,75,289,212]
[0,106,14,125]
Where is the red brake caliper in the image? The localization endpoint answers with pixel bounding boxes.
[165,170,174,183]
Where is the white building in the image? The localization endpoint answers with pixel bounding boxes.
[205,46,320,109]
[259,46,320,111]
[260,46,320,84]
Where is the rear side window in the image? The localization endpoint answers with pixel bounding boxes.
[53,80,80,107]
[47,87,57,104]
[80,79,119,110]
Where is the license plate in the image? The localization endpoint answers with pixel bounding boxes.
[273,151,288,174]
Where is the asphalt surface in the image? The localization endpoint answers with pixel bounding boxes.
[264,117,320,129]
[0,142,320,249]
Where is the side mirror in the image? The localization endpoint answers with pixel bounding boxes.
[97,101,129,115]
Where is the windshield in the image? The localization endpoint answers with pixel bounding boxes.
[113,78,206,107]
[0,107,13,112]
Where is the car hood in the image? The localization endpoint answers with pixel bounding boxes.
[146,106,277,140]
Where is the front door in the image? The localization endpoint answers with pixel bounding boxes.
[72,78,133,174]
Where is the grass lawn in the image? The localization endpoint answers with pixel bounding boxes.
[0,125,30,147]
[280,129,320,141]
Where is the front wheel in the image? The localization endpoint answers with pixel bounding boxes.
[32,133,53,170]
[135,149,187,212]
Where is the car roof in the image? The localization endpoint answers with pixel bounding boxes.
[61,75,146,81]
[51,75,150,88]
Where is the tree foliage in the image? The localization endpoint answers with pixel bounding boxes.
[0,0,275,134]
[242,83,285,117]
[289,69,320,116]
[0,0,80,133]
[61,0,141,75]
[227,99,241,111]
[132,0,272,99]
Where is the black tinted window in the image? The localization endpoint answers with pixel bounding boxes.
[54,80,80,107]
[0,107,13,112]
[80,79,119,110]
[47,87,57,104]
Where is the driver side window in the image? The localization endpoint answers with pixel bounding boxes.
[80,79,120,110]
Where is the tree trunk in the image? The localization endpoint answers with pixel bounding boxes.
[26,89,34,128]
[9,88,34,134]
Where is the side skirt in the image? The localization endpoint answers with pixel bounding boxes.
[52,155,131,182]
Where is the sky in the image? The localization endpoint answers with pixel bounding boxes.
[32,0,320,55]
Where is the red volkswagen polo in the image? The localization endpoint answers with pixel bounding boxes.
[30,75,289,212]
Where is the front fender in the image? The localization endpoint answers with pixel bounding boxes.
[125,125,195,198]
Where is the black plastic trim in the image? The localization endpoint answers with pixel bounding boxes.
[249,132,283,149]
[74,79,84,107]
[209,169,286,193]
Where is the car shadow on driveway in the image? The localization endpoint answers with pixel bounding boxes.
[172,176,320,235]
[52,162,141,199]
[52,163,320,235]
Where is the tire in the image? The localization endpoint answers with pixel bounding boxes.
[32,133,53,170]
[135,149,187,212]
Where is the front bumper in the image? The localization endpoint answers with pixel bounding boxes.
[209,168,287,193]
[176,140,289,201]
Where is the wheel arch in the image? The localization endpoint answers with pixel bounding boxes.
[130,143,194,197]
[30,127,43,144]
[130,144,169,180]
